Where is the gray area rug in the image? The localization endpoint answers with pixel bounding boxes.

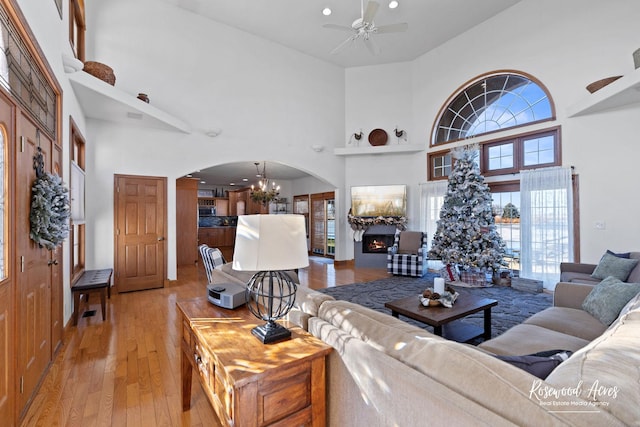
[316,273,552,343]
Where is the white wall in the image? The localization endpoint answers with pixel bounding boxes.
[83,0,346,277]
[346,0,640,264]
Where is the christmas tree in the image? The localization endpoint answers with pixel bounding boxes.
[428,146,506,272]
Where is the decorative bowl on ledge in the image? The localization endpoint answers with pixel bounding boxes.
[83,61,116,86]
[586,76,622,93]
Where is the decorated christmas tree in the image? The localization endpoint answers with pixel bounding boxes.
[428,146,506,273]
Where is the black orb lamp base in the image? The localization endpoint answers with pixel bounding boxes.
[251,320,292,344]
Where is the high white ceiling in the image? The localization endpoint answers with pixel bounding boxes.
[171,0,523,186]
[163,0,522,68]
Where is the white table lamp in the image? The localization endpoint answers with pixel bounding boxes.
[233,214,309,344]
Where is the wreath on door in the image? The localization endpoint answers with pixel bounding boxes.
[29,147,70,250]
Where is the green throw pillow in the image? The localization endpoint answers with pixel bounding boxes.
[582,276,640,325]
[591,251,638,281]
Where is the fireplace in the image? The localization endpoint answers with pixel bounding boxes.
[363,234,395,253]
[354,225,397,268]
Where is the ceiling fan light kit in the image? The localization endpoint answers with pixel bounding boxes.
[323,0,408,55]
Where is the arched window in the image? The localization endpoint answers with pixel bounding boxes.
[432,71,554,146]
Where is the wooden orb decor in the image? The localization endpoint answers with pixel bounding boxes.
[368,128,388,146]
[83,61,116,86]
[586,76,622,93]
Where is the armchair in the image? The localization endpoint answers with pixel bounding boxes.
[387,231,428,277]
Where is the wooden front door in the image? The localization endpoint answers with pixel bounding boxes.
[15,113,55,414]
[114,175,166,293]
[0,89,14,425]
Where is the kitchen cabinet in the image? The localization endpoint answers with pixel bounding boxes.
[198,227,236,262]
[198,197,229,216]
[177,178,199,266]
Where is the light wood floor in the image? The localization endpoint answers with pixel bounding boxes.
[20,258,388,427]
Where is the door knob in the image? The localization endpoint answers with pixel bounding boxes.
[47,259,59,266]
[157,236,165,241]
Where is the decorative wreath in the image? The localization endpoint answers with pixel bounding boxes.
[30,172,71,250]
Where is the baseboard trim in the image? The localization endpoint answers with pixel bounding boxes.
[333,259,354,267]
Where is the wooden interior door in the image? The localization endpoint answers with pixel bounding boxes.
[114,175,166,293]
[15,113,53,415]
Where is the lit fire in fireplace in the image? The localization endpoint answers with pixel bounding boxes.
[362,234,395,254]
[368,239,388,251]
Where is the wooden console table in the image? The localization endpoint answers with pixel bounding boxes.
[177,297,332,427]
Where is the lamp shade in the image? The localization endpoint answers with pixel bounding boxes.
[232,214,309,271]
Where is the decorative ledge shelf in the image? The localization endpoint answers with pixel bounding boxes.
[567,67,640,117]
[334,144,424,156]
[68,71,191,133]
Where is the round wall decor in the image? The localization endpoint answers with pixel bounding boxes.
[368,128,388,146]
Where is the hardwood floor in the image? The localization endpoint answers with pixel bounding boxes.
[20,257,388,427]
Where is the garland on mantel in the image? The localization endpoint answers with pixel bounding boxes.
[347,212,408,231]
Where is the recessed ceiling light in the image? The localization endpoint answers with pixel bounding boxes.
[186,174,192,178]
[322,7,332,16]
[200,180,206,184]
[242,178,248,182]
[230,183,235,186]
[389,1,399,9]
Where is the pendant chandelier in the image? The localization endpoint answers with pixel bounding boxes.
[250,162,280,206]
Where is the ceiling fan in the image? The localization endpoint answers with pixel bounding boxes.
[323,0,408,55]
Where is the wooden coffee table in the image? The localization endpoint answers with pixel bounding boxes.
[385,292,498,343]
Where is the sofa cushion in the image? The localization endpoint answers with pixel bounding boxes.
[398,231,422,254]
[317,300,437,359]
[591,251,638,281]
[523,306,607,341]
[581,276,640,326]
[399,335,608,425]
[546,306,640,426]
[477,324,590,356]
[558,271,600,285]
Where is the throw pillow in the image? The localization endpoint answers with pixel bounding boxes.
[582,276,640,325]
[495,350,572,379]
[591,251,638,281]
[606,249,631,259]
[398,232,422,254]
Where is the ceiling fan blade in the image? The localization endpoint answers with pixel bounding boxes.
[375,22,409,34]
[364,36,380,56]
[330,35,357,55]
[323,23,354,33]
[362,1,380,23]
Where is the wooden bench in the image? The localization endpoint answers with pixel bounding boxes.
[71,269,113,326]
